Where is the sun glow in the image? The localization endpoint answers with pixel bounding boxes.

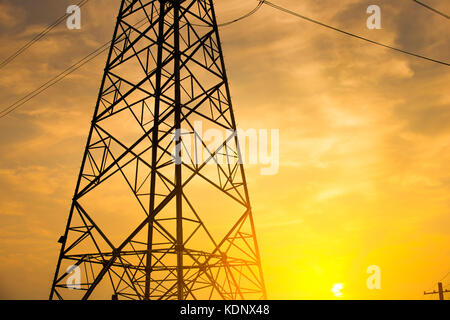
[331,283,344,298]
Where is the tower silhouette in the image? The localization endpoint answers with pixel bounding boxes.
[50,0,266,300]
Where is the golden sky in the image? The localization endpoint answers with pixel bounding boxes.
[0,0,449,299]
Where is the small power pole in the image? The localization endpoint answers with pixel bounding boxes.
[424,282,450,300]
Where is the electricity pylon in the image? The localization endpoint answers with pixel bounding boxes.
[50,0,266,300]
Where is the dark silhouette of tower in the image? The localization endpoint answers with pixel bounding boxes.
[50,0,266,300]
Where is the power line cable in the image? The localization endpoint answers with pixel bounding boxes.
[439,271,450,282]
[0,44,108,119]
[217,1,264,27]
[260,0,450,67]
[2,1,449,119]
[0,3,264,119]
[412,0,450,20]
[0,17,149,119]
[169,1,264,27]
[425,271,450,292]
[0,0,90,70]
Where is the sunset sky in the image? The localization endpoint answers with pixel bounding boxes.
[0,0,449,299]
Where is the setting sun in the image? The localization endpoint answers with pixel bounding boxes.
[332,284,344,298]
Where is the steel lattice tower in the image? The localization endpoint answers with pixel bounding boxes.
[50,0,266,300]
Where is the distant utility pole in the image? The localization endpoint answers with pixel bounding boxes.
[424,282,450,300]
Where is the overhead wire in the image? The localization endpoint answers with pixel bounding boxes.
[439,271,450,282]
[0,0,91,71]
[1,0,449,119]
[424,271,450,292]
[168,1,264,27]
[259,0,450,67]
[412,0,450,20]
[0,2,263,119]
[0,16,149,119]
[216,1,264,27]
